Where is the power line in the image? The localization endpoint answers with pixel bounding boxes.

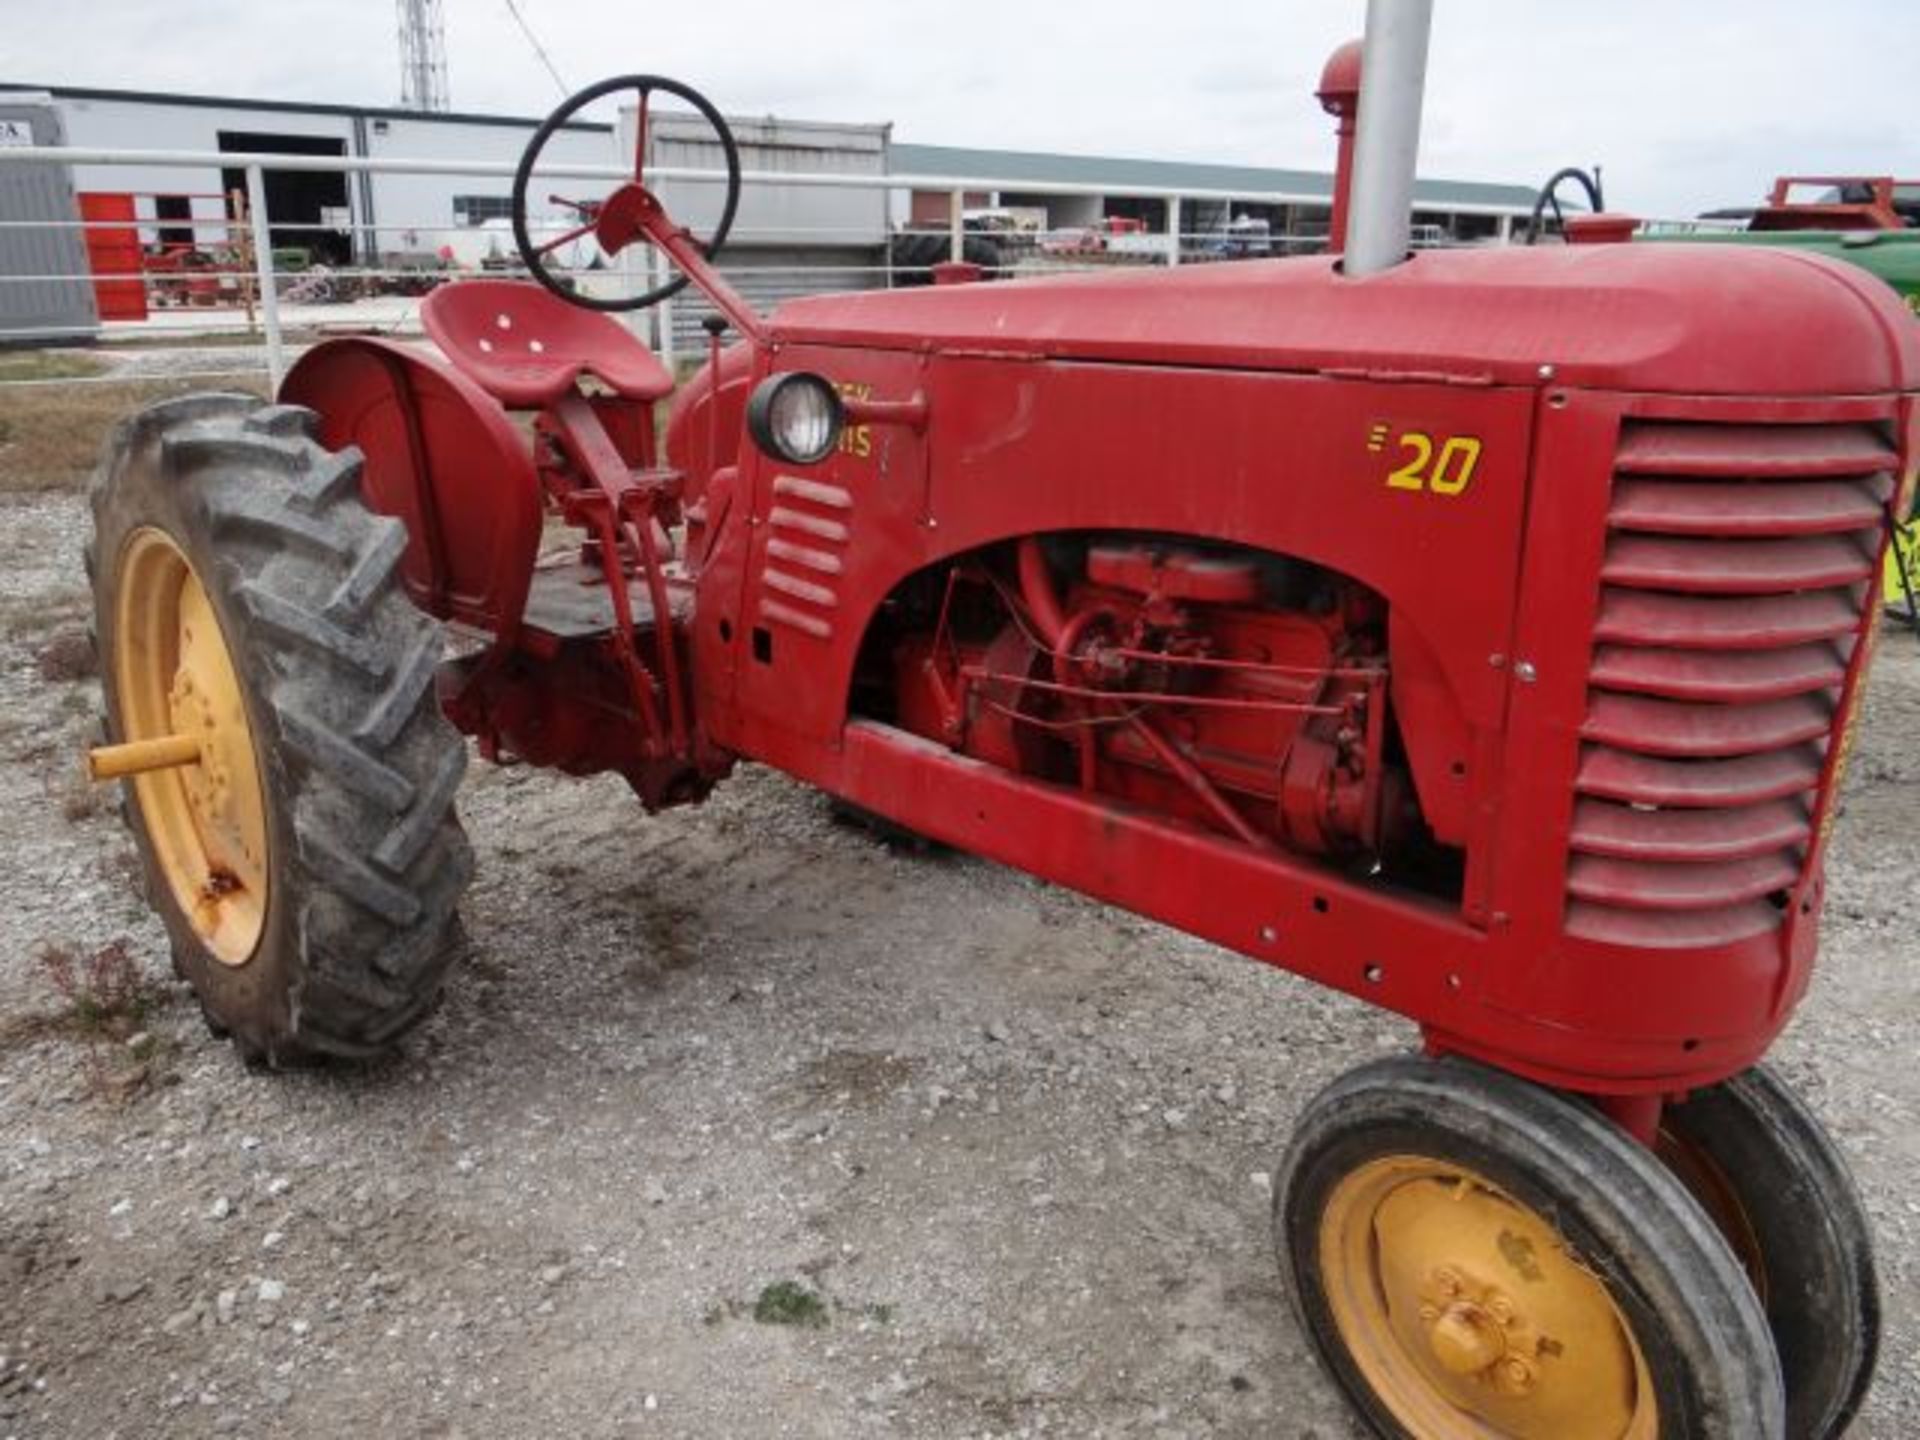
[501,0,570,100]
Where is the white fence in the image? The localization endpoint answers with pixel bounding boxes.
[0,143,1530,389]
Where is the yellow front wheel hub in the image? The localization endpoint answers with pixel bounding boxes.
[1320,1156,1657,1440]
[112,527,270,966]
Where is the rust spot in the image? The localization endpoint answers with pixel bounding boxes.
[1497,1228,1545,1283]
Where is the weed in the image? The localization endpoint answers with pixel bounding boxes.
[0,352,107,384]
[0,374,267,494]
[38,939,162,1040]
[752,1280,829,1329]
[59,773,108,823]
[104,330,315,351]
[35,939,173,1103]
[36,627,96,682]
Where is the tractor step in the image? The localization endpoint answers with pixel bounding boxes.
[522,562,692,641]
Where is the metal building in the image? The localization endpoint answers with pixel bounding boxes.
[2,81,1540,346]
[892,142,1537,251]
[0,94,97,341]
[1,84,616,269]
[639,109,891,352]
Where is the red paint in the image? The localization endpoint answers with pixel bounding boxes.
[78,193,147,322]
[420,280,673,408]
[1755,175,1914,232]
[1316,40,1363,254]
[279,158,1918,1106]
[1566,214,1641,245]
[1595,1092,1664,1148]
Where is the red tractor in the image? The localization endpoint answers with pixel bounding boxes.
[82,18,1909,1439]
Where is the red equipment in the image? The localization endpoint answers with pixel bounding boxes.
[88,38,1912,1440]
[76,193,148,321]
[1755,175,1916,231]
[286,218,1917,1095]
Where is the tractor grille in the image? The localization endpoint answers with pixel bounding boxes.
[1566,419,1896,948]
[757,473,854,640]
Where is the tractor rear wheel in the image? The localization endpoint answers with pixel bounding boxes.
[88,394,473,1063]
[1658,1066,1880,1440]
[1275,1055,1783,1440]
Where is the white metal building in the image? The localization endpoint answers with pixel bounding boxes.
[0,81,1539,350]
[9,82,1540,265]
[8,85,617,263]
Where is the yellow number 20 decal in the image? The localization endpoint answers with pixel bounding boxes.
[1370,424,1482,498]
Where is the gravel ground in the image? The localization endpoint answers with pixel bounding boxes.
[0,482,1915,1439]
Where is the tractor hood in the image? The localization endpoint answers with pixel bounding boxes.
[1646,228,1920,310]
[770,243,1920,397]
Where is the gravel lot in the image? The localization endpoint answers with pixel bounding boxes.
[0,473,1915,1438]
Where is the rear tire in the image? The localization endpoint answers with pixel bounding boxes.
[1275,1055,1784,1440]
[89,394,474,1063]
[888,231,1001,284]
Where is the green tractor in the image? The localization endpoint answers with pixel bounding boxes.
[1651,175,1920,323]
[1531,168,1920,617]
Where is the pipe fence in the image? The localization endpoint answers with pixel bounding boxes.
[1,142,1530,389]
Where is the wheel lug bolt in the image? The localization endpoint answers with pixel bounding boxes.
[1493,1356,1535,1395]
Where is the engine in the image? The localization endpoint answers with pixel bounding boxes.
[876,536,1416,866]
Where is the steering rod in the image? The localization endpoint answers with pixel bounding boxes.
[591,184,769,346]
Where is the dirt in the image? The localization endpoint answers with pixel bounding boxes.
[0,478,1916,1439]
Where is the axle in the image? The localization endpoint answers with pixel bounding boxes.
[87,733,202,780]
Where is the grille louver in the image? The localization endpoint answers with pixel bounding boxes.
[1566,420,1895,949]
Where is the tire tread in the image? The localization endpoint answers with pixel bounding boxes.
[90,397,472,1063]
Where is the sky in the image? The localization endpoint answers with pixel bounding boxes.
[2,0,1914,218]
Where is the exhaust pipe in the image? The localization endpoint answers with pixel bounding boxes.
[1343,0,1434,276]
[1316,40,1363,253]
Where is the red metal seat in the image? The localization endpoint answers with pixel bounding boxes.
[420,278,674,410]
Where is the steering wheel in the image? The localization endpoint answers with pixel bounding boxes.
[511,74,742,313]
[1526,167,1605,245]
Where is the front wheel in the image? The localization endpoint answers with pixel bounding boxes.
[1275,1055,1783,1440]
[88,395,474,1063]
[1660,1066,1880,1440]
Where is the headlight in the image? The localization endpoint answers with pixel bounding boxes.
[746,372,845,465]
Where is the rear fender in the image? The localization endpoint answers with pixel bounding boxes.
[282,338,541,640]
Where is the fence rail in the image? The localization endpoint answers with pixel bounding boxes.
[1,141,1530,388]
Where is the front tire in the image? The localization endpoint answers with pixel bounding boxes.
[1275,1055,1784,1440]
[1660,1066,1880,1440]
[89,395,473,1063]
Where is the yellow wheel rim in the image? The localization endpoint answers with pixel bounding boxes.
[1320,1156,1658,1440]
[113,527,270,966]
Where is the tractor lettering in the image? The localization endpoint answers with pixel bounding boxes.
[1429,435,1481,495]
[1380,429,1481,496]
[837,381,874,459]
[1385,431,1431,489]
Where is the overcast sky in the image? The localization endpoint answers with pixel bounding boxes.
[5,1,1914,217]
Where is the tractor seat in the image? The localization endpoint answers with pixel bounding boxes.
[420,279,674,411]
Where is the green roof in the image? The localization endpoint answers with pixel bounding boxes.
[889,141,1536,212]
